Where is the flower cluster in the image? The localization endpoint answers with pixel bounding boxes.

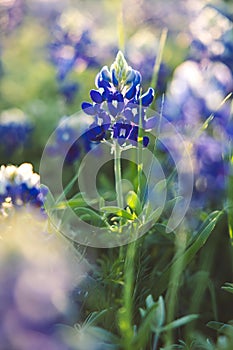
[0,163,47,211]
[82,51,155,147]
[161,57,232,204]
[0,108,33,156]
[49,25,98,103]
[0,121,33,155]
[163,60,233,129]
[188,5,233,72]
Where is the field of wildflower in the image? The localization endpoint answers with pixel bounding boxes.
[0,0,233,349]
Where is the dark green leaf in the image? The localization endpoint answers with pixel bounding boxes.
[101,206,136,220]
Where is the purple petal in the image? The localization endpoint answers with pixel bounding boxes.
[90,89,104,103]
[141,88,154,106]
[144,116,158,130]
[125,84,136,100]
[124,108,134,122]
[143,136,149,147]
[81,102,96,115]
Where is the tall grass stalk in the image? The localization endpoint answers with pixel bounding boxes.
[164,226,187,347]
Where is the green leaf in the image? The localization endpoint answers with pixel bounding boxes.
[73,207,106,226]
[161,315,198,332]
[207,321,233,334]
[126,191,142,215]
[88,326,120,345]
[55,192,99,210]
[155,296,165,329]
[146,294,156,309]
[153,179,167,194]
[140,295,165,332]
[100,206,136,220]
[147,207,163,222]
[153,210,223,298]
[132,303,160,348]
[164,196,183,212]
[153,223,176,240]
[222,282,233,294]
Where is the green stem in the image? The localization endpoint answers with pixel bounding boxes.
[119,239,137,349]
[152,332,159,350]
[228,154,233,245]
[137,100,143,201]
[114,140,124,209]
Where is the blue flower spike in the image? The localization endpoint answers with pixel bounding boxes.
[81,51,155,147]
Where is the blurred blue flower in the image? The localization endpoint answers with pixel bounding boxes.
[163,60,233,132]
[188,5,233,72]
[48,25,98,103]
[82,51,155,146]
[47,116,92,165]
[0,121,33,155]
[0,214,87,350]
[0,108,33,156]
[26,0,63,26]
[0,163,47,211]
[59,81,79,104]
[193,134,227,204]
[160,55,232,206]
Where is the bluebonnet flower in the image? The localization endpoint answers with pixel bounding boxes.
[82,51,155,147]
[0,163,47,211]
[49,27,98,81]
[47,116,92,165]
[0,108,33,156]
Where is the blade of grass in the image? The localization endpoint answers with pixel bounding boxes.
[150,28,168,95]
[153,210,223,299]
